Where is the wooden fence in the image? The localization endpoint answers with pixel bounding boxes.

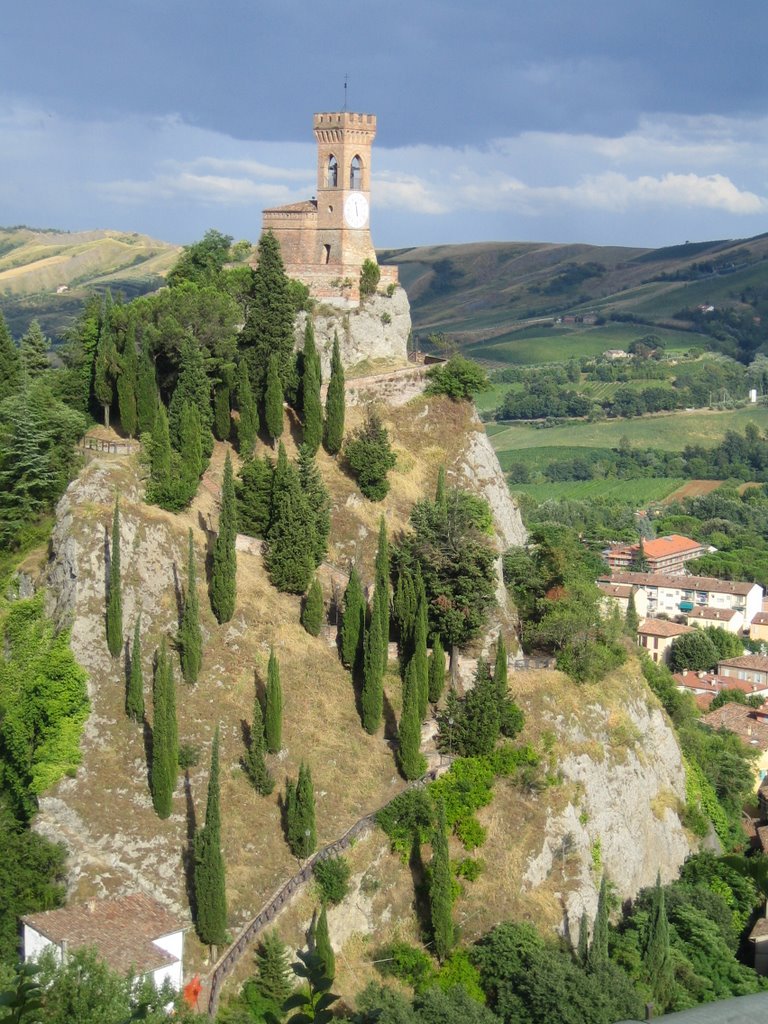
[78,435,140,456]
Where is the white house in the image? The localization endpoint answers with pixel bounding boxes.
[22,893,186,992]
[601,570,763,626]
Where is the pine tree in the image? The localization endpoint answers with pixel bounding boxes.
[312,905,335,981]
[236,359,259,457]
[243,690,274,795]
[126,615,144,722]
[302,577,324,636]
[0,311,22,401]
[116,320,138,437]
[291,761,317,858]
[178,529,203,684]
[298,445,330,567]
[301,321,322,454]
[194,725,228,950]
[643,872,673,1012]
[340,568,365,670]
[323,332,345,456]
[150,638,178,819]
[238,455,274,538]
[168,335,213,453]
[240,230,296,398]
[136,340,157,435]
[625,590,640,634]
[253,931,293,1007]
[429,801,455,963]
[177,400,203,506]
[589,875,609,969]
[374,517,390,668]
[398,660,425,780]
[265,648,283,754]
[210,452,237,623]
[106,497,123,658]
[19,319,49,377]
[264,353,284,444]
[213,383,231,441]
[413,588,429,721]
[428,634,446,704]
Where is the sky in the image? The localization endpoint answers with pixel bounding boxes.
[2,0,768,251]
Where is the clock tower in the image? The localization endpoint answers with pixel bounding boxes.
[261,110,397,305]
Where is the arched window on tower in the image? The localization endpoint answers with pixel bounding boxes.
[350,155,362,190]
[327,156,338,188]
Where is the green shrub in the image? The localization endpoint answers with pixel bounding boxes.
[314,855,351,905]
[454,857,484,881]
[377,941,437,991]
[425,356,488,401]
[360,259,381,298]
[177,743,200,769]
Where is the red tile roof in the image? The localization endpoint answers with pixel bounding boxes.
[643,535,703,559]
[604,571,757,596]
[638,618,694,638]
[23,894,185,977]
[702,702,768,749]
[686,606,739,622]
[719,655,768,672]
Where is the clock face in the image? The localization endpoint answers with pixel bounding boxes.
[344,192,369,229]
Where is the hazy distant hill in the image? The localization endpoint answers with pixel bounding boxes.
[0,227,179,340]
[379,233,768,352]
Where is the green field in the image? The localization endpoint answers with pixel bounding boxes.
[489,405,768,458]
[466,323,705,366]
[510,478,685,503]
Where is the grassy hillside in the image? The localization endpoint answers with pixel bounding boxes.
[0,227,179,340]
[380,233,768,362]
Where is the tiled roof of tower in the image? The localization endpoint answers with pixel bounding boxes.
[23,894,185,976]
[262,200,318,214]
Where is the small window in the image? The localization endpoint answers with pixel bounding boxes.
[323,244,331,265]
[327,156,338,188]
[350,155,362,189]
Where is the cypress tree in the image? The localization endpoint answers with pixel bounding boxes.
[238,455,274,538]
[93,297,119,427]
[493,636,508,697]
[116,320,138,438]
[240,230,296,398]
[589,875,609,969]
[136,340,158,435]
[0,311,22,402]
[287,762,316,858]
[264,353,284,444]
[236,359,259,457]
[643,872,673,1011]
[340,568,365,670]
[148,403,173,505]
[194,725,228,950]
[19,319,49,378]
[106,497,123,658]
[398,659,425,780]
[362,616,383,734]
[323,332,345,455]
[459,660,501,757]
[126,615,144,722]
[177,400,203,506]
[577,911,590,965]
[429,800,455,963]
[265,648,283,754]
[266,483,315,594]
[374,517,390,668]
[428,634,446,704]
[178,529,203,684]
[210,452,238,623]
[213,383,231,442]
[243,689,274,795]
[168,335,213,453]
[435,464,447,510]
[394,566,417,656]
[302,577,324,636]
[313,905,335,981]
[625,590,640,634]
[150,638,178,819]
[301,321,322,454]
[413,588,429,721]
[298,445,330,567]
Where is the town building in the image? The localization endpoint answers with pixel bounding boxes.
[685,606,744,634]
[673,670,768,710]
[750,612,768,643]
[260,111,398,306]
[718,655,768,688]
[596,581,648,619]
[22,894,186,992]
[603,535,704,575]
[600,570,763,625]
[637,618,694,664]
